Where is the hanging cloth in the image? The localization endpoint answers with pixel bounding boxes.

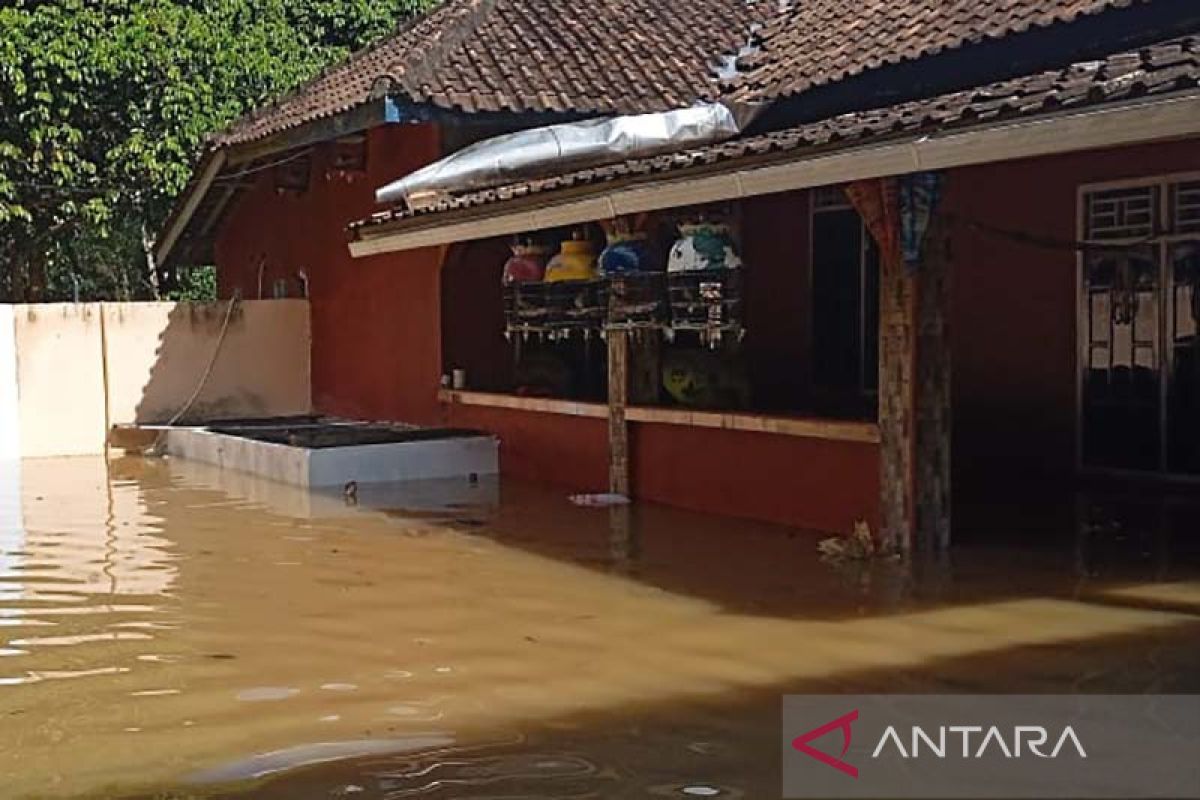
[899,171,943,272]
[845,178,901,268]
[846,172,943,273]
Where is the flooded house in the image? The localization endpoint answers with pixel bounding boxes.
[4,2,1200,797]
[156,0,1200,552]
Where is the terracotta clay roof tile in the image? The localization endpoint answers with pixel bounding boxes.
[215,0,773,147]
[731,0,1150,101]
[351,32,1200,232]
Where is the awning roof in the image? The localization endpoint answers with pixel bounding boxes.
[347,33,1200,256]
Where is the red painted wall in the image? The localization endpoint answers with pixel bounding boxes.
[216,124,445,424]
[946,139,1200,492]
[443,404,611,491]
[742,191,812,410]
[434,189,879,533]
[441,403,880,534]
[218,160,877,532]
[440,237,511,393]
[632,423,880,535]
[213,118,1195,534]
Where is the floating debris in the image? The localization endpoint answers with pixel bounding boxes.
[818,520,880,563]
[569,493,631,507]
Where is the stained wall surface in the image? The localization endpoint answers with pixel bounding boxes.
[0,301,311,458]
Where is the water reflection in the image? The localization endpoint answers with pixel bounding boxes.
[0,459,176,699]
[0,460,24,608]
[0,456,1195,799]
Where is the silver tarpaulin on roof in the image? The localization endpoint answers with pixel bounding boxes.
[375,103,744,210]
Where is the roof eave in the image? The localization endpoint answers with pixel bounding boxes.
[154,149,227,269]
[348,90,1200,258]
[157,96,418,268]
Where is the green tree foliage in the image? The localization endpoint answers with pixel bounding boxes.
[0,0,431,302]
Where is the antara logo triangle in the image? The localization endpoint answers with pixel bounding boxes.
[792,709,860,778]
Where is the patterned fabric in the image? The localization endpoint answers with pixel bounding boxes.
[899,172,943,272]
[844,173,943,272]
[846,179,901,269]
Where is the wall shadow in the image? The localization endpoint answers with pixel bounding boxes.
[113,300,310,426]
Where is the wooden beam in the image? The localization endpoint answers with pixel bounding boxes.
[607,329,630,496]
[197,183,240,238]
[155,149,227,267]
[625,406,880,443]
[108,424,163,453]
[223,99,399,167]
[435,389,882,443]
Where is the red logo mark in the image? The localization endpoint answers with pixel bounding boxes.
[791,709,860,778]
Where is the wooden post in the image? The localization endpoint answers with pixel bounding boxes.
[916,219,952,551]
[607,328,630,496]
[879,252,917,554]
[879,218,953,553]
[628,329,662,405]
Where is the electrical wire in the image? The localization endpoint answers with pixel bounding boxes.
[152,294,240,453]
[210,149,312,184]
[950,214,1174,254]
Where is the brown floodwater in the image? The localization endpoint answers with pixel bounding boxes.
[0,456,1198,799]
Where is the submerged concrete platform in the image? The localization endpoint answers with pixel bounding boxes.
[159,417,499,489]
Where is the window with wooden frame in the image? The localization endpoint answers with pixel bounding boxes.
[809,186,880,417]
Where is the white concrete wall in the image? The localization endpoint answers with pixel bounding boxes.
[165,427,499,489]
[308,436,499,487]
[13,304,108,458]
[102,300,311,426]
[0,307,19,461]
[0,301,311,458]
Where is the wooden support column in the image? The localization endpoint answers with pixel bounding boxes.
[607,328,630,496]
[878,219,953,553]
[879,251,917,553]
[915,219,953,551]
[628,330,662,406]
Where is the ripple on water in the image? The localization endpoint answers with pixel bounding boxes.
[650,784,744,798]
[9,632,153,647]
[187,736,456,783]
[235,687,301,702]
[2,456,1198,800]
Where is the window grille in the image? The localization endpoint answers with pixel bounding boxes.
[1172,180,1200,234]
[1085,186,1158,240]
[812,185,851,211]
